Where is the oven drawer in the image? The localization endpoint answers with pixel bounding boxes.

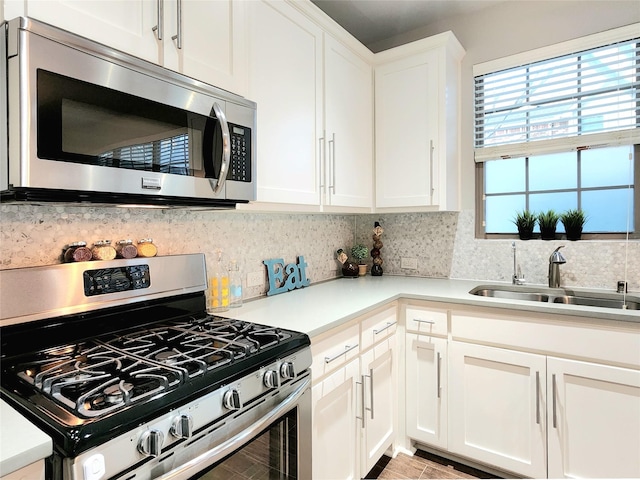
[311,323,360,379]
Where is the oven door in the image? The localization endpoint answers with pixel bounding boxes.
[156,376,311,480]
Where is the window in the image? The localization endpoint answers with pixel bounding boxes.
[474,25,639,237]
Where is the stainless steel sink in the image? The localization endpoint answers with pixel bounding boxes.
[469,285,640,311]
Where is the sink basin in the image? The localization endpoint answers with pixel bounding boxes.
[553,295,640,310]
[469,285,640,311]
[470,288,549,303]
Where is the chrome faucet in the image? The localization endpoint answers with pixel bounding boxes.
[512,242,525,285]
[548,246,566,288]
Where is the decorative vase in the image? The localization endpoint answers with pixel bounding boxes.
[540,228,556,240]
[358,264,367,276]
[565,227,582,241]
[371,222,384,276]
[342,261,359,277]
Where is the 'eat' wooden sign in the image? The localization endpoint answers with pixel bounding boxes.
[263,256,310,296]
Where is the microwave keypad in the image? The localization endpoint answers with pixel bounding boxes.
[229,125,251,182]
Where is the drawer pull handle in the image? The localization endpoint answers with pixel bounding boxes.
[535,371,541,425]
[324,343,358,364]
[414,319,436,325]
[552,373,558,428]
[373,321,397,335]
[437,352,442,399]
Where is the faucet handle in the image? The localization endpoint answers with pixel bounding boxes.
[550,246,566,264]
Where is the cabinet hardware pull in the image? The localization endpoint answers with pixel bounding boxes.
[373,321,397,335]
[429,140,435,203]
[324,343,358,364]
[318,136,325,191]
[328,133,336,192]
[152,0,164,40]
[414,318,436,325]
[171,0,183,49]
[535,371,540,425]
[552,373,558,428]
[437,352,442,399]
[356,377,366,428]
[368,368,374,420]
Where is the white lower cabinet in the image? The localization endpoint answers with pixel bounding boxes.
[311,304,397,480]
[448,341,548,478]
[311,357,360,480]
[547,357,640,478]
[405,334,447,449]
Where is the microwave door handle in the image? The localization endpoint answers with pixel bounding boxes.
[209,102,231,195]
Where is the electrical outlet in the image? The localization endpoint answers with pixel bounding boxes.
[247,271,264,287]
[401,257,418,270]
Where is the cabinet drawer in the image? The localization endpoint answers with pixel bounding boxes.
[405,305,448,335]
[311,323,360,380]
[361,305,397,351]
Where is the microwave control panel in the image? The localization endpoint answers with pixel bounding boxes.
[229,125,251,182]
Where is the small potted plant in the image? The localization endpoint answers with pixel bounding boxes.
[538,209,559,240]
[560,209,587,241]
[351,244,369,276]
[513,210,536,240]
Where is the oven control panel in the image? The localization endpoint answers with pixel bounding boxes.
[83,265,150,296]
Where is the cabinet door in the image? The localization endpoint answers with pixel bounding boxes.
[360,335,396,475]
[163,0,246,95]
[18,0,158,63]
[324,35,372,208]
[547,357,640,478]
[312,358,360,480]
[449,341,547,478]
[375,50,439,208]
[405,334,447,449]
[247,0,322,205]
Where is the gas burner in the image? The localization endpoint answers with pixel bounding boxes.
[154,350,178,364]
[104,382,134,404]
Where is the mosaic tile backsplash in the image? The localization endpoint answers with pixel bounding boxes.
[1,205,638,297]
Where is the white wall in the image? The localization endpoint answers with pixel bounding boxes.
[370,0,640,209]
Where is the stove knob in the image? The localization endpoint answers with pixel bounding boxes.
[280,361,295,379]
[223,388,242,411]
[138,430,164,458]
[171,414,193,439]
[264,369,279,389]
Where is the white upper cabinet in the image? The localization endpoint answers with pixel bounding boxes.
[323,34,373,210]
[5,0,246,95]
[374,33,465,211]
[246,0,323,206]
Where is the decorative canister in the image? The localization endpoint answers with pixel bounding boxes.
[116,239,138,259]
[137,238,158,258]
[63,241,93,263]
[91,240,116,261]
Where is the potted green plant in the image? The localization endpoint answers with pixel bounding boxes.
[513,210,536,240]
[538,209,559,240]
[560,209,587,241]
[351,244,369,276]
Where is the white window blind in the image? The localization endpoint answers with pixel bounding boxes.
[475,36,640,162]
[99,134,190,173]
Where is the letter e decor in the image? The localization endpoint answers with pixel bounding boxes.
[263,256,310,296]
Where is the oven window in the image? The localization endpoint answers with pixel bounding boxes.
[36,70,216,177]
[198,410,298,480]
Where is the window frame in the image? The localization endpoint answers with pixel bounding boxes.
[474,24,640,239]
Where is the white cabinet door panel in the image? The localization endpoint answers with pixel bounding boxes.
[547,357,640,479]
[406,334,447,449]
[449,341,547,478]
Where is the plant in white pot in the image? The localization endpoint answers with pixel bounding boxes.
[351,244,369,276]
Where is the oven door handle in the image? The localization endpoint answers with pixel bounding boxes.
[156,377,310,480]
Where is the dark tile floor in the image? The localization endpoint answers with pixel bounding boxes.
[365,450,497,480]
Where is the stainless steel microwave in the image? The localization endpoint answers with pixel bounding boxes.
[1,17,256,207]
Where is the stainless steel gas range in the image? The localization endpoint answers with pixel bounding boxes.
[0,254,312,480]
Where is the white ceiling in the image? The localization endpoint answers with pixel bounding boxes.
[310,0,506,50]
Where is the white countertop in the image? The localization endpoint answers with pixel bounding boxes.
[0,400,52,476]
[1,275,637,475]
[221,275,640,336]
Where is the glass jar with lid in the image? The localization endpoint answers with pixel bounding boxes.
[137,238,158,258]
[116,239,138,259]
[91,240,116,261]
[63,241,93,263]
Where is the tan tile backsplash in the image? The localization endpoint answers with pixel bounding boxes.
[1,205,638,297]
